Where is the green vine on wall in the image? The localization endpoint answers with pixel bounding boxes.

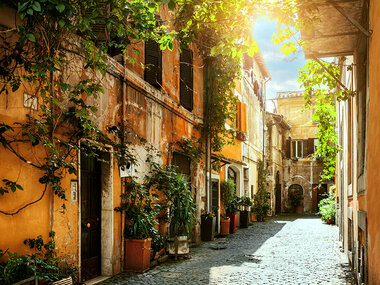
[0,0,174,215]
[299,59,350,182]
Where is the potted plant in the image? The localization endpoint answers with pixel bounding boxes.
[201,211,216,241]
[318,190,336,224]
[251,161,270,221]
[239,196,252,228]
[164,174,196,258]
[226,196,240,233]
[221,179,239,233]
[114,178,160,273]
[220,214,230,235]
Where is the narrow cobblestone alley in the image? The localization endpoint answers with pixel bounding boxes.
[101,215,353,285]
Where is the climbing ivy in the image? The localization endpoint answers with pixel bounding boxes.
[0,0,174,214]
[299,59,350,182]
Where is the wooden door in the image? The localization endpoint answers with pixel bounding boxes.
[275,184,281,214]
[81,153,101,281]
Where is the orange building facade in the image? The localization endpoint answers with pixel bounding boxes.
[0,5,206,282]
[302,0,379,283]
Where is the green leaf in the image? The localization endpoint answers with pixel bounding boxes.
[27,8,34,15]
[26,33,36,42]
[56,4,65,13]
[58,19,65,27]
[32,2,41,12]
[168,0,176,11]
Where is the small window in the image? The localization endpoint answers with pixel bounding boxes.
[180,48,193,111]
[291,140,303,158]
[144,39,162,90]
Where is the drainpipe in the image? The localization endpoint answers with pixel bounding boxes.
[121,54,127,269]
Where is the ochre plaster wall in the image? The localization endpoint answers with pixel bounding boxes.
[0,9,205,279]
[367,0,380,283]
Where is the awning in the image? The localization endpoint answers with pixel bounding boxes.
[301,0,368,59]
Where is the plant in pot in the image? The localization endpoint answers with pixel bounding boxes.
[221,179,239,234]
[239,196,252,228]
[220,214,230,236]
[288,189,304,214]
[164,173,196,259]
[114,178,160,273]
[318,190,336,224]
[252,161,270,222]
[201,210,217,241]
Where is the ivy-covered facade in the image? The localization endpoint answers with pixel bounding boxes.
[0,4,207,282]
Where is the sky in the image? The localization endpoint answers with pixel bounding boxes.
[253,18,307,112]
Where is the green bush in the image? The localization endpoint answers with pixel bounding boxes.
[318,190,336,223]
[221,179,239,214]
[0,231,76,284]
[251,161,270,220]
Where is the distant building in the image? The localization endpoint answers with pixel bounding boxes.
[271,91,327,214]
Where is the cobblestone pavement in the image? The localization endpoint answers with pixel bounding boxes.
[100,215,354,285]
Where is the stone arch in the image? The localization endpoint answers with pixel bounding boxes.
[285,175,313,212]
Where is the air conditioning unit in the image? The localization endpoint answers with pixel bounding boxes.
[119,163,134,178]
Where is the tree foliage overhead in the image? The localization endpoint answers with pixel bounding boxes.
[0,0,327,214]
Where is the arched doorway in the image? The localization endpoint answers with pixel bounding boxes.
[275,171,281,214]
[288,184,304,211]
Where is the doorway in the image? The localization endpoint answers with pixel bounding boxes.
[275,171,281,214]
[80,153,101,281]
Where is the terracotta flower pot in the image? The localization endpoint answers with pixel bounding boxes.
[220,218,230,235]
[125,238,152,273]
[227,213,238,234]
[251,212,257,222]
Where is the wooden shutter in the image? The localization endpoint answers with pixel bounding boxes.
[144,39,162,90]
[241,103,247,133]
[303,138,315,157]
[236,102,242,130]
[180,48,193,111]
[285,139,291,158]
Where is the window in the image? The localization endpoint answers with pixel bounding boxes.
[180,48,193,111]
[291,140,303,158]
[314,139,318,153]
[144,39,162,90]
[228,167,237,191]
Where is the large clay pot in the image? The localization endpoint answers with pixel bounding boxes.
[220,218,230,235]
[125,238,152,273]
[240,210,249,228]
[251,212,257,222]
[227,213,238,234]
[296,205,304,214]
[201,215,216,241]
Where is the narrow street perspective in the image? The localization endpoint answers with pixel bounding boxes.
[101,215,353,285]
[0,0,379,285]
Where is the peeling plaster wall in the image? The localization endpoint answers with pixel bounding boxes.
[0,7,205,279]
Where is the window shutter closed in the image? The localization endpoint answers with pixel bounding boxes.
[180,48,193,111]
[285,139,291,158]
[303,138,315,157]
[144,40,162,90]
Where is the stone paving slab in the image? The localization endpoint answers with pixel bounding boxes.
[100,215,354,285]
